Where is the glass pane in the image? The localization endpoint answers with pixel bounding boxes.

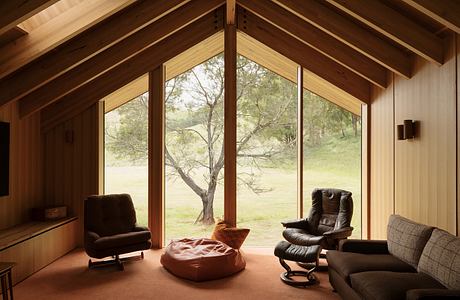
[164,54,225,243]
[237,55,298,247]
[302,89,362,238]
[105,94,149,226]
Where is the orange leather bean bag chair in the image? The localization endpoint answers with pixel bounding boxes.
[160,238,246,282]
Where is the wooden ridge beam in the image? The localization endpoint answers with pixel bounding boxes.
[237,0,387,88]
[41,9,224,132]
[401,0,460,34]
[19,0,224,118]
[0,0,133,82]
[327,0,444,65]
[0,0,187,108]
[237,8,370,104]
[226,0,236,24]
[274,0,412,78]
[0,0,59,35]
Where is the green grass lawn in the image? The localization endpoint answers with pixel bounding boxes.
[105,134,362,247]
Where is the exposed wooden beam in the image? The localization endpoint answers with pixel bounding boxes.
[327,0,444,65]
[401,0,460,34]
[0,0,133,81]
[237,8,370,104]
[224,22,237,227]
[274,0,412,78]
[0,0,186,108]
[237,0,387,88]
[149,65,165,249]
[41,10,224,132]
[226,0,236,24]
[19,0,224,118]
[0,26,27,47]
[0,0,59,35]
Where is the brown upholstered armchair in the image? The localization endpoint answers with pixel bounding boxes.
[84,194,152,270]
[282,188,353,251]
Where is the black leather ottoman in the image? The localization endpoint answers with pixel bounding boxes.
[274,241,321,286]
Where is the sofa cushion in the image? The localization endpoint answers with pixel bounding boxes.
[327,250,415,283]
[418,228,460,289]
[350,271,446,300]
[387,214,434,268]
[93,230,151,250]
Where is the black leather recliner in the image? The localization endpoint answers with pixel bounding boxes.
[282,188,353,250]
[84,194,152,270]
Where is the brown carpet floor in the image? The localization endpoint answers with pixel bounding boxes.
[14,248,340,300]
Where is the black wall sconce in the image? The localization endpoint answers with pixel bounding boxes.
[397,120,416,140]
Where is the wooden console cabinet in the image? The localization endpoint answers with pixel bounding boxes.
[0,217,78,284]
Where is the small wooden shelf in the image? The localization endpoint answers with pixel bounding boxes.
[0,217,78,251]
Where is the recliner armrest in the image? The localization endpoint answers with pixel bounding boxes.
[86,231,100,244]
[133,225,150,232]
[281,218,308,229]
[406,289,460,300]
[339,239,389,254]
[323,227,353,240]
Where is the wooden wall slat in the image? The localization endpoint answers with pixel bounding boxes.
[43,104,101,245]
[370,74,395,239]
[394,34,457,234]
[0,102,43,230]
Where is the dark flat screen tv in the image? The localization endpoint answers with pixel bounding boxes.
[0,121,9,197]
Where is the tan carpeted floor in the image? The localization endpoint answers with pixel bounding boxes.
[14,248,340,300]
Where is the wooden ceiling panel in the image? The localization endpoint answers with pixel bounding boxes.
[237,8,371,104]
[18,0,224,118]
[0,27,27,47]
[401,0,460,34]
[237,0,388,88]
[0,0,59,35]
[41,10,224,132]
[327,0,444,64]
[274,0,412,78]
[0,0,134,81]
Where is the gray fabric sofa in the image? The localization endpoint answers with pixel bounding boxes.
[326,215,460,300]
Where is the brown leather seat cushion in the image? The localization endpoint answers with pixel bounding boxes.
[327,250,415,283]
[350,271,446,300]
[93,231,151,250]
[160,238,246,282]
[282,228,325,246]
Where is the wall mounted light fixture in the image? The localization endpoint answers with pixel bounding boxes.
[397,120,416,140]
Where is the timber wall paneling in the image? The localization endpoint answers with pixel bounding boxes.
[457,33,460,236]
[0,102,43,230]
[44,103,101,245]
[370,33,459,236]
[370,74,395,239]
[394,33,457,234]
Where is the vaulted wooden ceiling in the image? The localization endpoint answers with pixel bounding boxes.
[0,0,459,130]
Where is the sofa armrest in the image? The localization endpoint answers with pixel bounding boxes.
[406,289,460,300]
[324,227,353,239]
[339,239,389,254]
[85,231,100,244]
[281,218,308,229]
[133,225,150,232]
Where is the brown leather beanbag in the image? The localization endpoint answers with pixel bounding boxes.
[160,238,246,282]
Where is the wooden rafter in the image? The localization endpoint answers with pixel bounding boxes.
[0,0,133,81]
[226,0,236,24]
[41,9,224,132]
[19,0,224,118]
[274,0,412,78]
[0,0,59,35]
[401,0,460,34]
[237,0,387,88]
[0,0,187,108]
[327,0,444,64]
[224,22,237,227]
[237,8,370,104]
